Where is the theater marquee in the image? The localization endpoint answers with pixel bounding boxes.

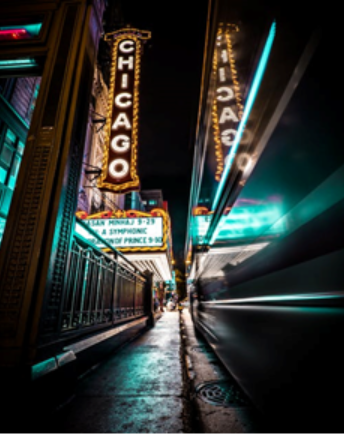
[97,28,151,194]
[75,208,169,253]
[79,217,164,249]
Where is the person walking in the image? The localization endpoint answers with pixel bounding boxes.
[158,282,165,312]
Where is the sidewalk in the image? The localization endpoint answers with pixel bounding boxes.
[180,309,264,433]
[40,311,185,433]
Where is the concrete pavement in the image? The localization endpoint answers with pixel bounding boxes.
[180,309,264,433]
[39,312,185,433]
[27,309,264,433]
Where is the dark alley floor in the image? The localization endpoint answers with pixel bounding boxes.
[24,310,265,433]
[38,312,186,433]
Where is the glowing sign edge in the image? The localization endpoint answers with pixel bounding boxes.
[210,21,276,245]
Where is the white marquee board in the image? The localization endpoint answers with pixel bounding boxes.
[76,217,163,249]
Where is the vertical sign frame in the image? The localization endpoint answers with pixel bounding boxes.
[212,24,243,181]
[98,28,151,194]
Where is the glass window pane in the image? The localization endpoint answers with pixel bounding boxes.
[5,129,16,146]
[0,216,6,246]
[0,188,12,216]
[8,154,21,189]
[17,141,25,155]
[0,145,13,167]
[0,166,7,183]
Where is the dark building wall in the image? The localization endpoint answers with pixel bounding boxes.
[140,189,164,211]
[0,77,39,239]
[0,0,107,369]
[10,77,41,125]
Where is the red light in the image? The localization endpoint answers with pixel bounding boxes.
[0,29,30,40]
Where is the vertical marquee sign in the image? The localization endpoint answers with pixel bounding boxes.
[212,25,243,181]
[97,28,151,194]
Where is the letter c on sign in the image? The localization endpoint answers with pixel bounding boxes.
[109,159,129,179]
[216,87,234,102]
[115,92,132,108]
[111,135,130,153]
[119,40,135,53]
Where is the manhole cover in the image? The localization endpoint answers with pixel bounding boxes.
[196,380,249,407]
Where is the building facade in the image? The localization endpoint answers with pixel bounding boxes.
[0,76,41,244]
[0,0,107,371]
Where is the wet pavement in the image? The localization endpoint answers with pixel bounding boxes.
[181,309,265,433]
[41,312,184,433]
[27,309,265,433]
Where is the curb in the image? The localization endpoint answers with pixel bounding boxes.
[179,311,203,433]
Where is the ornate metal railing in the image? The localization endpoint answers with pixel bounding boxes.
[61,218,147,334]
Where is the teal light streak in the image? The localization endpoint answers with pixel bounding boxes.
[203,292,344,305]
[216,205,283,240]
[210,21,276,244]
[193,203,284,244]
[31,357,57,381]
[23,23,42,36]
[0,58,37,69]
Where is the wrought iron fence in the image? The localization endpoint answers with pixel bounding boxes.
[61,219,147,334]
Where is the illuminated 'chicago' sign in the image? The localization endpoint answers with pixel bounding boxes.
[97,28,151,194]
[212,25,243,181]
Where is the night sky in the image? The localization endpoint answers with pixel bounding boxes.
[120,0,209,267]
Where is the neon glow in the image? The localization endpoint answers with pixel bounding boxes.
[0,58,37,69]
[217,86,235,101]
[112,112,131,130]
[193,202,284,245]
[219,106,239,123]
[115,92,132,108]
[98,29,151,194]
[121,74,129,89]
[212,27,242,181]
[0,29,28,39]
[211,21,276,214]
[111,135,130,153]
[0,217,6,246]
[109,159,129,178]
[119,40,135,53]
[0,23,42,40]
[203,292,344,305]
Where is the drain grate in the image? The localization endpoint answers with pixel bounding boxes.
[190,345,213,353]
[196,380,249,407]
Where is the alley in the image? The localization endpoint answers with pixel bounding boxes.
[0,2,343,433]
[40,312,185,433]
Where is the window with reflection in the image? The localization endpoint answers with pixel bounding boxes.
[0,76,41,244]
